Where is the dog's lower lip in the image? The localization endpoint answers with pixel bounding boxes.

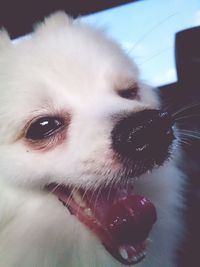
[45,183,157,265]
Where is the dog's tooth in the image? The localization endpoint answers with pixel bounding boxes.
[84,208,93,217]
[141,252,146,258]
[132,250,146,262]
[138,252,144,260]
[133,256,138,262]
[119,247,128,260]
[72,191,86,207]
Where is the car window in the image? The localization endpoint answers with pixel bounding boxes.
[82,0,200,87]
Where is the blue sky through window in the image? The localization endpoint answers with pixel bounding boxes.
[82,0,200,87]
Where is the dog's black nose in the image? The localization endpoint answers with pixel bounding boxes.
[111,110,174,161]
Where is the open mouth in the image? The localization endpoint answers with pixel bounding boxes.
[44,110,174,264]
[45,183,157,265]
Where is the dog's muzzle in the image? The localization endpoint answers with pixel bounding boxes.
[111,109,175,166]
[46,109,174,265]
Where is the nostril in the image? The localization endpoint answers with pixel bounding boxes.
[111,110,174,160]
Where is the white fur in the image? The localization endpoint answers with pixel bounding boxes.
[0,12,183,267]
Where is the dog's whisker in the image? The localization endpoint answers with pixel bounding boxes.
[178,132,200,140]
[175,114,200,121]
[130,159,142,179]
[75,184,88,215]
[177,138,191,146]
[81,186,89,203]
[125,177,130,192]
[94,184,103,213]
[88,186,98,205]
[47,182,62,195]
[178,129,200,134]
[107,183,113,201]
[172,102,200,118]
[178,129,200,137]
[65,185,79,208]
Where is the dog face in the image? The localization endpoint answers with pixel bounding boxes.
[0,12,160,188]
[0,12,176,266]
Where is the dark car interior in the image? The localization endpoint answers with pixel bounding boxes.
[0,1,199,266]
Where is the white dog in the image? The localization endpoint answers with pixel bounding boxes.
[0,12,184,267]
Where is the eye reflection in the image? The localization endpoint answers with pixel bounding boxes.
[26,117,64,140]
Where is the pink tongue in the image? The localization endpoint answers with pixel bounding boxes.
[105,195,157,245]
[47,184,157,264]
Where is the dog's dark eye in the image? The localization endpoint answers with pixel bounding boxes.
[118,87,138,100]
[26,117,64,140]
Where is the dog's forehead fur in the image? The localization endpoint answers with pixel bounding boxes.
[1,11,139,93]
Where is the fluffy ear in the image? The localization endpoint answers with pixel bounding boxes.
[34,11,73,35]
[0,29,11,50]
